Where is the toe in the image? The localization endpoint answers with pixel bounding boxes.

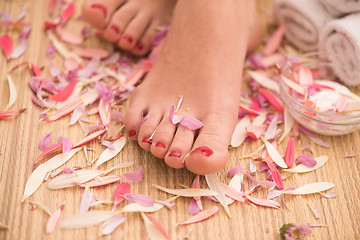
[184,113,236,175]
[165,125,195,169]
[82,0,126,29]
[123,105,145,141]
[102,2,137,43]
[137,110,164,151]
[118,13,152,50]
[131,21,160,56]
[150,115,177,159]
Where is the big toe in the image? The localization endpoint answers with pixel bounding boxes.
[184,113,235,175]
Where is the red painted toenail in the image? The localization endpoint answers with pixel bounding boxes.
[155,142,166,148]
[192,146,213,157]
[142,137,152,144]
[123,35,133,44]
[91,4,107,18]
[136,43,143,51]
[110,25,120,35]
[169,151,181,158]
[128,130,136,137]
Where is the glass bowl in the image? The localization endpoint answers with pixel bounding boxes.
[278,58,360,135]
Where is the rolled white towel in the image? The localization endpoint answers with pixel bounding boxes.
[274,0,332,51]
[320,0,360,17]
[319,13,360,86]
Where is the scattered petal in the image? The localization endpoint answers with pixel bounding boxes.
[177,206,219,226]
[47,170,101,189]
[231,115,251,148]
[0,34,13,57]
[296,154,317,167]
[60,211,115,229]
[287,182,335,195]
[320,192,337,199]
[141,212,169,240]
[122,166,143,182]
[94,137,126,168]
[99,214,125,236]
[79,186,93,213]
[152,184,217,197]
[5,75,17,111]
[125,193,154,207]
[284,156,328,173]
[205,174,231,218]
[46,203,65,234]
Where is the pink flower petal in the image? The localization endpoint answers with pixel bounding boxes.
[56,26,83,45]
[46,203,65,234]
[227,167,248,177]
[180,116,204,131]
[169,105,183,124]
[114,182,131,206]
[73,48,110,59]
[19,25,32,40]
[264,159,284,190]
[100,140,115,151]
[284,137,294,168]
[246,124,267,139]
[34,142,63,166]
[188,198,200,215]
[100,214,125,236]
[296,154,317,167]
[58,137,73,154]
[61,4,75,24]
[122,166,143,182]
[125,193,154,207]
[72,128,107,148]
[39,133,52,151]
[10,40,28,59]
[79,186,93,213]
[264,115,277,140]
[177,206,219,226]
[49,80,77,102]
[320,191,337,199]
[259,88,284,113]
[0,34,13,57]
[146,215,169,240]
[69,104,85,125]
[262,23,285,56]
[155,200,175,210]
[245,194,280,209]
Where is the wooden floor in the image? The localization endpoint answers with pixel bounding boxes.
[1,0,359,239]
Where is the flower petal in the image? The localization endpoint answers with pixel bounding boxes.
[180,116,204,130]
[60,211,115,229]
[125,193,154,207]
[94,137,126,168]
[122,166,143,182]
[177,206,219,226]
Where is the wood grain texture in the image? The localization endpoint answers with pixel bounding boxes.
[0,0,359,239]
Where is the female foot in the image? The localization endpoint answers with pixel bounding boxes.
[124,0,262,174]
[82,0,176,56]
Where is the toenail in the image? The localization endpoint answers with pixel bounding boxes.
[128,130,136,137]
[90,3,107,18]
[110,25,120,35]
[192,146,213,157]
[123,35,133,44]
[169,151,181,158]
[155,142,166,148]
[136,43,143,51]
[142,137,152,144]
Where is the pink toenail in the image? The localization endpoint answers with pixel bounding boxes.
[123,35,133,44]
[169,151,181,158]
[192,146,213,157]
[91,3,107,18]
[110,25,120,35]
[155,142,166,148]
[142,137,152,144]
[136,43,143,51]
[128,130,136,137]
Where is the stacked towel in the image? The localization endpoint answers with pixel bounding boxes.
[274,0,332,51]
[319,13,360,86]
[320,0,360,16]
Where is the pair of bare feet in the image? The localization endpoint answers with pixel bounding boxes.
[82,0,262,175]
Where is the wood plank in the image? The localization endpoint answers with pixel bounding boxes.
[0,0,359,239]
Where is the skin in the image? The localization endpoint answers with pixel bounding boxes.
[82,0,263,174]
